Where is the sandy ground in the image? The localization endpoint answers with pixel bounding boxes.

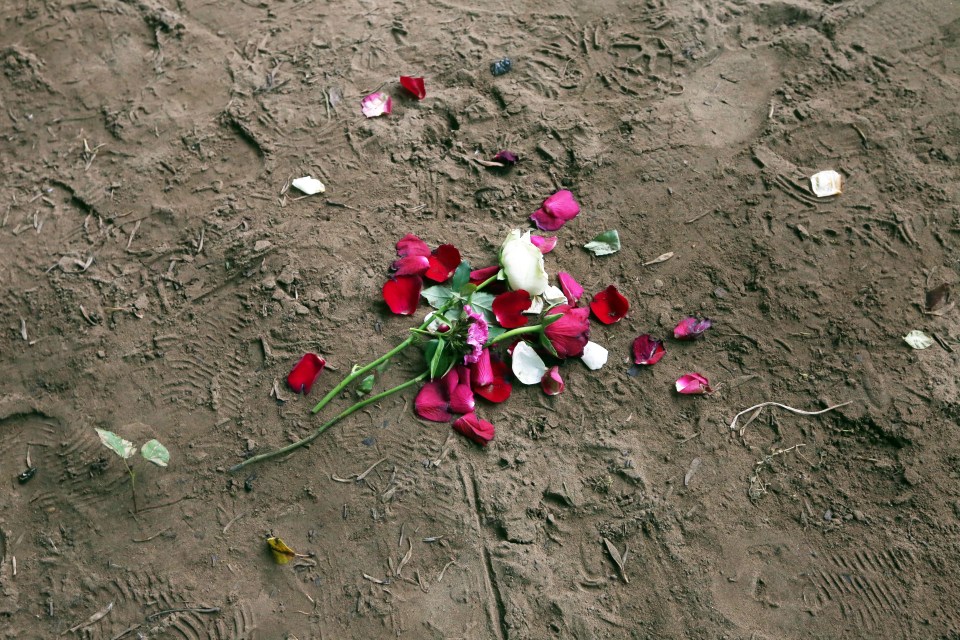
[2,0,960,638]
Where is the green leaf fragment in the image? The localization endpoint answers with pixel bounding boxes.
[140,439,170,467]
[421,285,456,309]
[584,230,621,256]
[451,261,471,293]
[356,374,376,396]
[95,428,136,459]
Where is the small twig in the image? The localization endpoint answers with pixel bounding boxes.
[62,601,114,635]
[222,512,246,533]
[136,494,194,513]
[436,560,458,583]
[730,401,853,436]
[331,457,386,483]
[145,606,220,621]
[132,528,170,543]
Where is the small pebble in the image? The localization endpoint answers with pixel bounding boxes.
[490,58,512,76]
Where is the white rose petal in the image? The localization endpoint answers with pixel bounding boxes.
[292,176,325,195]
[581,341,608,370]
[810,170,843,198]
[512,341,547,384]
[524,296,544,315]
[542,285,568,307]
[500,229,548,296]
[903,330,934,350]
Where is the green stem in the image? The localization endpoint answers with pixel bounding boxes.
[485,323,545,347]
[467,273,499,303]
[231,372,429,472]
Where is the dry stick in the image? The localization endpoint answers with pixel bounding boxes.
[729,401,853,436]
[62,601,114,636]
[229,373,428,472]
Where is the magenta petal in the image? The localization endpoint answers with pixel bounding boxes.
[530,235,558,254]
[470,348,494,387]
[557,272,584,306]
[543,190,580,220]
[675,373,712,395]
[449,367,475,414]
[674,317,713,340]
[361,91,392,118]
[541,366,564,396]
[453,413,495,446]
[391,255,430,276]
[415,381,454,421]
[382,276,422,315]
[287,353,326,394]
[530,207,565,232]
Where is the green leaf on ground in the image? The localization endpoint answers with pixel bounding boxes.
[140,439,170,467]
[584,230,621,256]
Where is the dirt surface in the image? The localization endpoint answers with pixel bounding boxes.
[2,0,960,638]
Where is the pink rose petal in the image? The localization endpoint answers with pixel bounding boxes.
[530,235,558,254]
[632,335,666,366]
[674,317,712,340]
[361,91,392,118]
[541,366,564,396]
[557,272,584,306]
[675,373,712,395]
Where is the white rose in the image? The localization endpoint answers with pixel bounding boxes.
[499,230,548,296]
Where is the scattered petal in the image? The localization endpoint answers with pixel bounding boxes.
[448,366,476,414]
[493,290,531,329]
[557,272,584,305]
[473,357,512,403]
[396,234,430,257]
[391,255,430,276]
[584,230,621,256]
[581,341,608,370]
[675,373,712,395]
[361,91,392,118]
[632,335,666,365]
[531,190,580,231]
[524,296,544,315]
[530,235,558,254]
[500,229,548,295]
[904,330,934,350]
[673,317,712,340]
[453,413,495,446]
[544,304,591,358]
[810,170,843,197]
[291,176,325,195]
[267,536,298,564]
[590,285,630,324]
[399,75,426,100]
[470,348,494,386]
[287,353,326,394]
[542,285,567,308]
[383,276,422,315]
[415,379,455,422]
[512,341,547,384]
[541,366,564,396]
[425,244,462,283]
[470,265,501,285]
[493,150,518,165]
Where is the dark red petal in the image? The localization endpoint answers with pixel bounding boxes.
[470,265,500,285]
[415,381,454,422]
[492,150,518,165]
[453,413,495,446]
[399,75,426,100]
[391,255,430,276]
[492,290,531,329]
[632,334,666,365]
[543,305,591,358]
[396,234,430,257]
[590,285,629,325]
[425,244,462,283]
[287,353,326,394]
[382,276,422,315]
[474,359,512,403]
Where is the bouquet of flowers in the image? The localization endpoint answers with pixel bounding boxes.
[231,191,632,471]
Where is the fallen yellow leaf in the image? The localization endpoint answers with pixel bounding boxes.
[266,536,297,564]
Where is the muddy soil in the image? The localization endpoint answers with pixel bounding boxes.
[2,0,960,638]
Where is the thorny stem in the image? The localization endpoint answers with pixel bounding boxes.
[231,372,429,472]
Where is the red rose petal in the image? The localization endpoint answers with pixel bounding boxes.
[590,285,629,325]
[470,265,500,285]
[391,255,430,276]
[396,234,430,257]
[557,272,584,306]
[383,275,422,315]
[469,348,494,386]
[399,75,426,100]
[448,366,475,414]
[474,359,512,403]
[541,366,564,396]
[543,304,591,358]
[425,244,461,283]
[287,353,326,394]
[492,290,531,329]
[453,412,495,446]
[530,235,558,254]
[632,334,666,365]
